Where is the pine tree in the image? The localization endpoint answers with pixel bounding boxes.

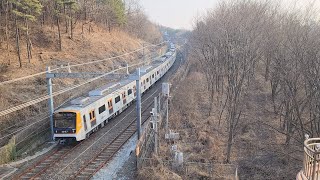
[54,0,64,51]
[10,0,43,67]
[109,0,126,26]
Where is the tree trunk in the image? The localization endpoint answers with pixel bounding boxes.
[70,6,73,39]
[57,16,62,51]
[15,17,22,68]
[64,3,68,33]
[226,125,233,163]
[5,0,9,64]
[25,19,31,63]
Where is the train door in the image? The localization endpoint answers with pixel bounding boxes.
[89,110,96,127]
[108,99,113,114]
[122,92,127,104]
[115,95,121,112]
[128,89,133,101]
[83,114,88,131]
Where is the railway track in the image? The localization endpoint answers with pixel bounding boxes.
[15,142,81,179]
[70,100,154,180]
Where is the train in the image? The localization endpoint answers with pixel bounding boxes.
[53,44,177,141]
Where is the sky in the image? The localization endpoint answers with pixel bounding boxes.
[140,0,217,30]
[139,0,320,31]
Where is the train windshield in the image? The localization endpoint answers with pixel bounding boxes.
[54,112,76,129]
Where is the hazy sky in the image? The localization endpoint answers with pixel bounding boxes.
[140,0,320,30]
[140,0,217,30]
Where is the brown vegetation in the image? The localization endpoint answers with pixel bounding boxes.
[139,0,320,179]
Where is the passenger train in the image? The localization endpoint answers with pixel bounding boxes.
[53,45,176,141]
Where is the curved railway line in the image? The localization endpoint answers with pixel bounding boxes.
[11,50,183,180]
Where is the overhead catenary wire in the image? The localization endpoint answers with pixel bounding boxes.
[0,112,48,134]
[0,57,161,144]
[0,91,81,135]
[0,41,165,86]
[0,61,148,117]
[0,115,49,141]
[0,43,167,142]
[0,92,90,140]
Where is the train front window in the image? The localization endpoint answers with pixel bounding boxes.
[54,112,76,129]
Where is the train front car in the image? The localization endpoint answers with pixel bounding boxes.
[53,111,84,142]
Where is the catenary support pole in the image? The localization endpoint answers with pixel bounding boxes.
[126,63,129,75]
[136,68,142,139]
[166,96,169,133]
[158,95,161,115]
[46,67,54,141]
[154,97,158,154]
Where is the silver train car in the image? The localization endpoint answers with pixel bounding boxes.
[53,48,176,141]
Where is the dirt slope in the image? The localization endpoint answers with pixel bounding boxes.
[0,23,144,80]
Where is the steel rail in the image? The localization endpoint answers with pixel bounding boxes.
[15,143,81,180]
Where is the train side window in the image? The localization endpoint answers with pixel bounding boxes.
[143,80,146,84]
[99,105,106,114]
[157,71,159,75]
[128,89,132,95]
[146,78,149,83]
[122,92,126,99]
[152,74,155,78]
[83,115,87,131]
[115,96,120,103]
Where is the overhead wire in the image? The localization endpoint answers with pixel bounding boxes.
[0,61,147,117]
[0,52,158,140]
[0,43,167,141]
[0,41,165,86]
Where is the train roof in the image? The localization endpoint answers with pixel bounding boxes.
[56,52,175,112]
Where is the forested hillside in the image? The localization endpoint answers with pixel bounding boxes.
[0,0,161,71]
[0,0,165,164]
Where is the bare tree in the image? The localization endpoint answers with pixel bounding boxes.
[190,1,271,163]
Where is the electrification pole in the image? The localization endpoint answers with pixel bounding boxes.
[162,83,170,134]
[136,68,142,139]
[153,97,158,154]
[46,67,54,141]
